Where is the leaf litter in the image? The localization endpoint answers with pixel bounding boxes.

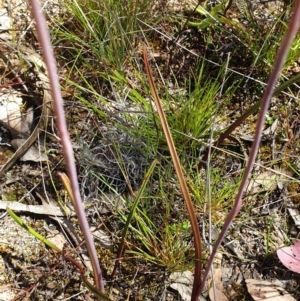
[245,279,296,301]
[0,0,299,300]
[277,240,300,274]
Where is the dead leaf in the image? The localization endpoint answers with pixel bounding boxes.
[169,262,229,301]
[0,285,16,301]
[169,271,206,301]
[170,282,193,301]
[0,90,22,131]
[0,8,11,41]
[247,167,294,195]
[287,208,300,229]
[81,253,93,272]
[245,279,296,301]
[209,268,229,301]
[11,139,47,162]
[90,226,112,249]
[277,240,300,274]
[170,271,194,285]
[0,87,34,135]
[47,229,66,250]
[2,201,65,216]
[246,171,277,194]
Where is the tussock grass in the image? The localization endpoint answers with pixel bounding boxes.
[46,0,300,298]
[53,0,275,254]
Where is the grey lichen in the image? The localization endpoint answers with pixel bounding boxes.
[79,124,150,197]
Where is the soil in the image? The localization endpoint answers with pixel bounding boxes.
[0,0,299,301]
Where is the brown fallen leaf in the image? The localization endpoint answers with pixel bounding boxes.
[0,285,17,301]
[169,271,193,301]
[1,201,65,216]
[11,139,47,162]
[245,279,296,301]
[169,271,206,301]
[246,171,277,194]
[208,268,229,301]
[47,229,66,250]
[246,168,294,195]
[0,89,33,135]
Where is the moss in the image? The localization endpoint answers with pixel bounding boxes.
[2,184,27,202]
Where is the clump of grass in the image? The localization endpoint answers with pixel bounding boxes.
[180,1,300,92]
[51,0,154,132]
[123,162,242,271]
[52,0,159,71]
[50,0,248,276]
[23,3,300,300]
[190,166,242,222]
[49,0,163,198]
[166,61,228,148]
[120,165,195,271]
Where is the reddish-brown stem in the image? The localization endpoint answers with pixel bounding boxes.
[27,0,104,299]
[198,0,300,294]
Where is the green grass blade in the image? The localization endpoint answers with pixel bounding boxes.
[7,208,113,301]
[143,47,202,301]
[111,159,158,277]
[7,208,62,253]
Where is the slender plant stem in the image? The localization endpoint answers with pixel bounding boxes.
[198,0,300,294]
[27,0,104,298]
[111,160,157,278]
[143,47,202,301]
